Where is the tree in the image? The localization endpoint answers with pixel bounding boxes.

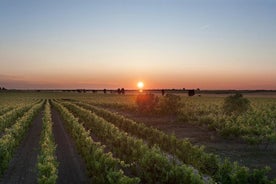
[121,88,125,95]
[136,93,159,114]
[223,93,251,115]
[117,88,121,94]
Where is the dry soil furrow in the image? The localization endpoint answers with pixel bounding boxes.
[51,108,89,184]
[0,111,43,184]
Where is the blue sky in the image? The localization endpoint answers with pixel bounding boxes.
[0,0,275,89]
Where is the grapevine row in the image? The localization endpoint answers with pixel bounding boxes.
[72,100,275,184]
[37,100,58,184]
[0,100,44,176]
[0,106,13,116]
[52,100,140,184]
[178,98,276,145]
[60,101,209,184]
[0,101,40,134]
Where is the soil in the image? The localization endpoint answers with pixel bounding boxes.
[51,108,90,184]
[0,111,43,184]
[104,107,276,179]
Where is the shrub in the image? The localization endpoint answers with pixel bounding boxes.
[136,93,159,114]
[223,93,251,115]
[159,94,182,115]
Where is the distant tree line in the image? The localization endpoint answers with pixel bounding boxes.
[0,87,7,91]
[59,88,200,96]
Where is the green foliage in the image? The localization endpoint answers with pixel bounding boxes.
[73,100,275,184]
[53,101,139,184]
[37,100,58,184]
[135,93,182,115]
[223,93,251,115]
[215,160,272,184]
[0,102,36,133]
[135,93,159,114]
[0,93,275,183]
[198,115,214,126]
[74,102,219,176]
[159,94,182,115]
[0,101,43,177]
[60,101,207,183]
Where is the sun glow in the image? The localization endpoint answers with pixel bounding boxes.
[137,81,144,91]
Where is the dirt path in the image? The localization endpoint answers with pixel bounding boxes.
[0,111,43,184]
[51,108,90,184]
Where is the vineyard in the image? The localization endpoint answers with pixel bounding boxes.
[0,92,275,184]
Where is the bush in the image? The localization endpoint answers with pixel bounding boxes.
[159,94,182,115]
[136,93,159,114]
[223,93,251,115]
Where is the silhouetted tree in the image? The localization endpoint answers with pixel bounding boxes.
[121,88,125,95]
[136,93,159,114]
[223,93,251,115]
[117,88,121,94]
[103,89,107,94]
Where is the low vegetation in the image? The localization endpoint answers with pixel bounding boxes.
[0,101,44,176]
[0,92,275,183]
[37,100,58,184]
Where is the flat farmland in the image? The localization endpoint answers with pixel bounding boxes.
[0,91,275,184]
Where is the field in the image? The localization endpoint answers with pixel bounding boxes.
[0,91,276,184]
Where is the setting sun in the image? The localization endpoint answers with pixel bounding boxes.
[137,81,144,89]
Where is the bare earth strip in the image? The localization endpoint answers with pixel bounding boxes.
[51,108,90,184]
[0,111,43,184]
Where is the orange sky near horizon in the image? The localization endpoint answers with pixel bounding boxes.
[1,69,275,90]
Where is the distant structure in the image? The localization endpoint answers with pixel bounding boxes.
[161,89,165,96]
[188,89,195,96]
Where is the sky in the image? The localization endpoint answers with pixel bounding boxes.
[0,0,275,90]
